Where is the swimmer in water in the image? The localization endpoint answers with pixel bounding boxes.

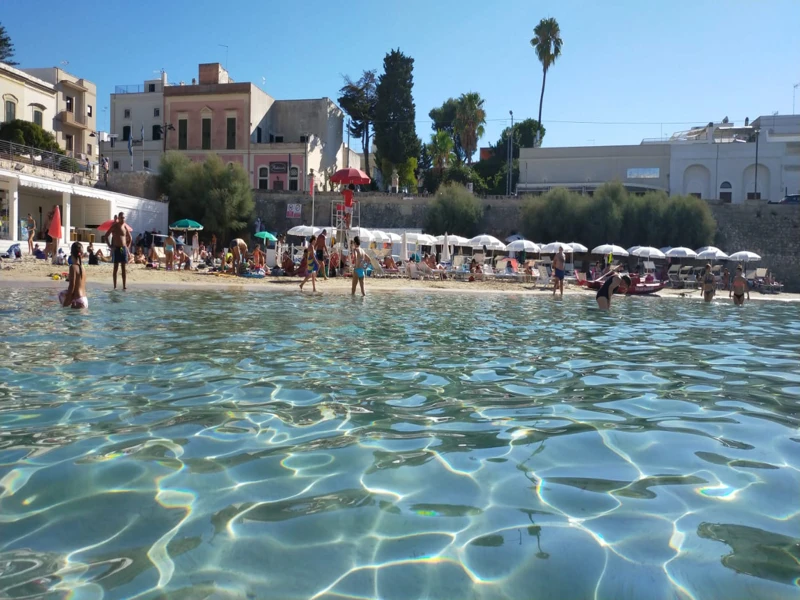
[595,267,631,311]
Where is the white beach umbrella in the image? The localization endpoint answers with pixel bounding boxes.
[627,245,641,254]
[400,232,409,263]
[349,227,374,243]
[568,242,588,253]
[665,247,698,259]
[697,249,729,261]
[371,230,390,244]
[727,250,761,263]
[287,225,322,237]
[696,246,722,255]
[506,239,541,253]
[417,233,437,245]
[468,234,507,251]
[633,246,666,259]
[540,241,572,254]
[659,246,673,254]
[506,234,524,242]
[450,235,471,246]
[386,232,402,243]
[441,233,451,262]
[591,244,629,257]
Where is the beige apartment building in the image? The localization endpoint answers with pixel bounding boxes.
[19,66,98,161]
[0,63,57,131]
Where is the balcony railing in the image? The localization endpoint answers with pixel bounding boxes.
[115,84,144,94]
[59,110,88,129]
[0,139,94,178]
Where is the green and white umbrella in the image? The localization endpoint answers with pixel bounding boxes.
[170,219,203,231]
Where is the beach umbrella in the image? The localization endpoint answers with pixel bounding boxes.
[506,234,524,242]
[287,225,321,237]
[506,239,540,253]
[697,249,729,261]
[48,205,62,241]
[696,246,722,255]
[627,245,641,254]
[349,227,374,243]
[540,241,573,254]
[417,233,438,246]
[659,246,673,254]
[442,233,451,262]
[665,247,698,259]
[633,246,666,259]
[330,167,371,185]
[386,232,402,243]
[436,234,470,246]
[727,250,761,263]
[568,242,588,253]
[591,244,629,257]
[170,219,203,231]
[371,230,390,244]
[254,231,277,242]
[468,234,507,250]
[97,218,132,232]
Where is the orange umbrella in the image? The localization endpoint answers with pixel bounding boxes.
[48,205,62,240]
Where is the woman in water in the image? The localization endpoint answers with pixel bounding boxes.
[729,265,750,306]
[700,263,716,302]
[595,267,631,310]
[164,233,176,270]
[299,236,320,292]
[59,242,88,309]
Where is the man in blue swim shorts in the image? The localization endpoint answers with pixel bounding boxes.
[552,245,565,298]
[108,212,132,290]
[350,236,366,297]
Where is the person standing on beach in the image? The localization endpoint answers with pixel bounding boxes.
[552,246,565,298]
[230,238,248,273]
[730,265,749,306]
[26,213,36,255]
[108,212,132,290]
[164,232,176,270]
[315,229,328,280]
[191,231,199,260]
[210,234,217,257]
[299,235,320,292]
[700,264,716,302]
[350,236,366,297]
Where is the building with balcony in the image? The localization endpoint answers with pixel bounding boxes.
[0,62,57,133]
[20,67,97,162]
[100,71,170,173]
[162,63,347,191]
[517,115,800,203]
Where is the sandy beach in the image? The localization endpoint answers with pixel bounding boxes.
[2,256,798,301]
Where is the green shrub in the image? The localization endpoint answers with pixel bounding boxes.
[521,182,715,249]
[0,119,62,152]
[60,157,80,173]
[424,183,483,237]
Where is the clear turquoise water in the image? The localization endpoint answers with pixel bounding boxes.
[0,288,799,600]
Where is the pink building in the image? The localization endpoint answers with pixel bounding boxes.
[164,63,346,191]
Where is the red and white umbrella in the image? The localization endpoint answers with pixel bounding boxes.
[330,168,371,185]
[97,219,132,232]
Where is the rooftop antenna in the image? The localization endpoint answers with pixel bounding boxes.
[218,44,229,70]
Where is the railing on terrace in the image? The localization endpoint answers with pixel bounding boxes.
[0,139,94,178]
[115,84,144,94]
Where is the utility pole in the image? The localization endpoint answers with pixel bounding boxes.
[506,110,513,195]
[794,83,800,115]
[346,119,351,168]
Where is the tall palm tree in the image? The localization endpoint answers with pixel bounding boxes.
[428,130,454,172]
[453,92,486,164]
[530,17,562,138]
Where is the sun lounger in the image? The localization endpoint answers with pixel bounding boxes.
[669,273,684,288]
[417,262,446,280]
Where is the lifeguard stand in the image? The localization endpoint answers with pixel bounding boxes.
[329,191,361,258]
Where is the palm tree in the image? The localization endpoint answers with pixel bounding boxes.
[428,130,454,172]
[453,92,486,164]
[530,17,562,139]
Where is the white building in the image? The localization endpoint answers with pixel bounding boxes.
[100,71,169,173]
[518,115,800,203]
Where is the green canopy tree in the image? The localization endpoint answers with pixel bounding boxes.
[0,23,18,66]
[453,92,486,164]
[159,152,254,243]
[429,98,464,164]
[531,17,563,135]
[0,120,62,152]
[338,70,377,178]
[374,49,421,180]
[424,183,484,237]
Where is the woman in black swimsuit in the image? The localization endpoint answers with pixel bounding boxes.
[596,272,631,310]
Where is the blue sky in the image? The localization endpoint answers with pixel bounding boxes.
[3,0,799,153]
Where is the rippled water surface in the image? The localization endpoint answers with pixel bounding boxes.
[1,288,799,599]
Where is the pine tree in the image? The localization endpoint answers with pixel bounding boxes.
[0,23,18,66]
[373,49,420,170]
